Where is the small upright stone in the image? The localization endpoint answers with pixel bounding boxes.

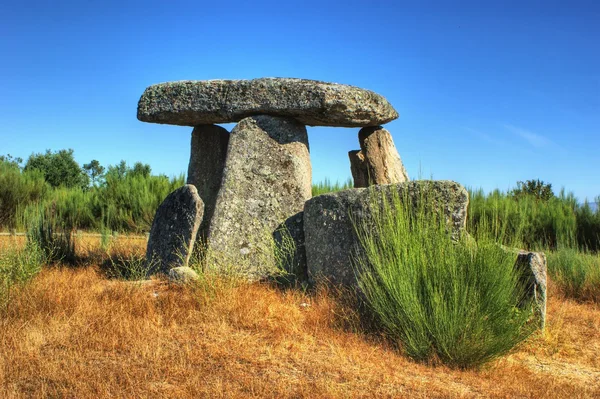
[146,185,204,275]
[349,126,408,187]
[207,115,312,279]
[515,250,547,329]
[348,150,369,188]
[187,125,230,238]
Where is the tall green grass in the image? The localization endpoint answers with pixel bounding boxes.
[353,189,534,368]
[0,159,184,233]
[467,188,600,251]
[547,248,600,302]
[0,161,47,230]
[312,177,353,196]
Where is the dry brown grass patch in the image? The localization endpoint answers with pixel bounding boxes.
[1,263,599,398]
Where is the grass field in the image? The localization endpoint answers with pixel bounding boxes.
[0,236,599,398]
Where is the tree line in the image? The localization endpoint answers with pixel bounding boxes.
[0,149,184,232]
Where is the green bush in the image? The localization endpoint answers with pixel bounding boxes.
[547,249,600,302]
[353,190,533,368]
[0,160,48,230]
[468,188,580,250]
[24,204,77,265]
[0,241,46,308]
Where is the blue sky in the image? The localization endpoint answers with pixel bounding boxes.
[1,1,598,200]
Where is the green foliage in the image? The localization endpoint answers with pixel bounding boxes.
[24,149,89,189]
[0,153,184,233]
[83,159,105,185]
[510,179,554,201]
[468,188,581,251]
[547,249,600,302]
[575,200,600,252]
[312,177,353,196]
[24,204,77,264]
[353,189,533,368]
[0,240,46,308]
[0,160,48,230]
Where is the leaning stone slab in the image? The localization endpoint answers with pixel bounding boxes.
[187,124,230,239]
[515,250,547,329]
[304,181,469,287]
[207,115,312,279]
[146,185,204,275]
[137,78,398,127]
[349,126,408,187]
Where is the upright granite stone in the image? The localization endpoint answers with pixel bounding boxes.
[187,124,230,238]
[348,150,369,188]
[349,126,408,187]
[137,78,398,127]
[207,115,312,279]
[146,185,204,275]
[304,181,469,287]
[515,250,548,329]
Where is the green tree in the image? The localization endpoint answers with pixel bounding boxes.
[0,154,23,169]
[105,160,128,181]
[24,149,89,189]
[131,162,151,178]
[83,159,105,186]
[511,179,554,201]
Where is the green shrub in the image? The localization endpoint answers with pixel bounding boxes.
[0,160,48,230]
[23,204,77,264]
[353,190,533,368]
[0,241,46,308]
[547,249,600,302]
[468,188,579,250]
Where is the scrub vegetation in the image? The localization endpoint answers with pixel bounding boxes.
[0,151,599,396]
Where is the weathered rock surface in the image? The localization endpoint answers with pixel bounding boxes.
[349,126,408,187]
[146,185,204,275]
[348,150,369,188]
[273,211,307,283]
[304,181,469,287]
[207,115,312,279]
[515,250,547,329]
[168,266,200,284]
[187,124,230,238]
[137,78,398,127]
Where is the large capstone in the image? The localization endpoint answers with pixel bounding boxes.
[304,181,469,287]
[207,115,312,279]
[137,78,398,127]
[145,184,204,275]
[187,124,230,238]
[349,126,408,187]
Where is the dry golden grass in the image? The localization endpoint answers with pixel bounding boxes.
[1,239,599,398]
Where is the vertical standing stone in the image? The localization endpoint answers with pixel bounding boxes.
[515,251,547,329]
[207,115,312,279]
[348,150,369,188]
[349,126,408,187]
[146,184,204,275]
[187,124,229,238]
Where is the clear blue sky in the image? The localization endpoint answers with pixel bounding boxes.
[1,1,598,201]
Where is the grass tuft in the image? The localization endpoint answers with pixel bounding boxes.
[353,188,534,368]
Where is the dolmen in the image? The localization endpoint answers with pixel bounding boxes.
[137,77,546,327]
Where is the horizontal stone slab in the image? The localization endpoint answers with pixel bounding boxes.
[137,78,398,127]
